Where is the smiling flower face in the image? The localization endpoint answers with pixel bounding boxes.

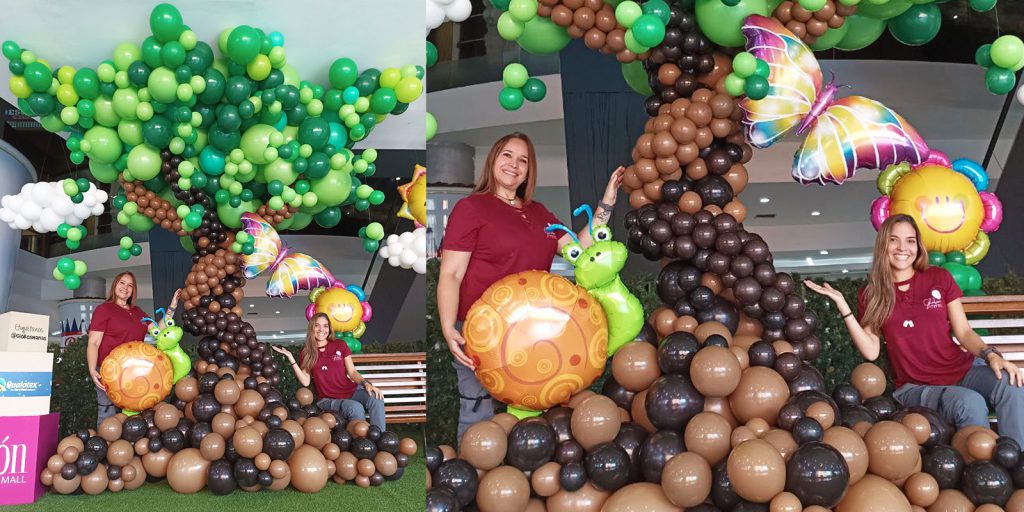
[314,287,363,333]
[890,165,983,253]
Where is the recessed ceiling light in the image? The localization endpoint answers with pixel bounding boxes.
[819,250,829,255]
[759,197,770,203]
[279,330,284,334]
[842,269,849,274]
[275,310,280,314]
[811,211,821,216]
[805,257,814,265]
[248,304,254,308]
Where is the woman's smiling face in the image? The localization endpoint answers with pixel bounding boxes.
[491,137,530,193]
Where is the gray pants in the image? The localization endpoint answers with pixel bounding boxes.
[453,321,494,443]
[96,385,117,428]
[894,358,1024,445]
[317,387,386,430]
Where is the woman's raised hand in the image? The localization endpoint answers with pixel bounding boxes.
[803,280,852,314]
[602,166,625,205]
[270,345,296,363]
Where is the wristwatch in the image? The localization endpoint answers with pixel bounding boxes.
[981,346,1003,361]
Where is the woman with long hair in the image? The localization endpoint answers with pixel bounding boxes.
[437,131,625,441]
[272,313,386,429]
[807,214,1024,443]
[87,272,180,426]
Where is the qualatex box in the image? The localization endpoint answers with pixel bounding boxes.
[0,311,49,352]
[0,351,54,417]
[0,413,59,505]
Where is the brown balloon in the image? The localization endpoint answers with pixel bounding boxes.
[357,458,375,477]
[806,401,835,430]
[154,405,182,432]
[631,390,656,433]
[864,421,920,482]
[212,412,236,439]
[967,430,996,461]
[678,191,702,214]
[460,421,509,470]
[296,387,315,407]
[303,417,331,449]
[851,363,886,400]
[233,427,263,459]
[57,435,84,455]
[532,461,562,497]
[283,419,306,447]
[107,439,134,467]
[926,489,974,512]
[337,452,358,481]
[142,449,172,478]
[901,413,932,445]
[214,379,241,405]
[704,397,739,429]
[374,452,398,477]
[571,395,623,451]
[729,367,790,425]
[477,465,531,512]
[234,389,265,419]
[602,482,681,511]
[770,491,802,512]
[653,307,677,337]
[611,341,661,392]
[691,346,742,398]
[289,445,329,492]
[835,474,912,512]
[52,473,81,494]
[904,472,939,508]
[727,439,785,502]
[547,481,610,512]
[822,426,868,484]
[1007,490,1024,512]
[730,426,757,447]
[491,413,519,434]
[568,390,597,409]
[166,448,210,494]
[81,466,109,495]
[673,315,698,334]
[661,452,711,508]
[695,321,732,345]
[684,412,732,465]
[98,417,123,442]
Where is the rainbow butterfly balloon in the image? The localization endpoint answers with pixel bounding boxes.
[739,15,930,185]
[239,213,336,298]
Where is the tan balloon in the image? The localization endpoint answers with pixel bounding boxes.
[526,498,547,512]
[631,390,656,433]
[730,426,757,447]
[864,421,921,482]
[823,426,869,484]
[927,489,975,512]
[532,461,562,497]
[491,413,519,434]
[289,445,328,493]
[695,322,732,345]
[770,491,802,512]
[762,429,798,462]
[729,367,790,425]
[52,473,81,494]
[547,481,610,512]
[142,449,172,478]
[836,474,912,512]
[904,472,940,508]
[166,448,210,494]
[704,397,739,429]
[685,412,732,466]
[661,452,711,508]
[806,401,835,430]
[233,426,263,459]
[571,395,622,451]
[967,431,996,461]
[477,465,531,512]
[851,363,886,400]
[214,379,241,405]
[727,439,786,503]
[612,342,661,392]
[98,417,123,442]
[901,413,932,445]
[337,452,358,481]
[1007,490,1024,512]
[601,482,682,511]
[303,417,331,449]
[81,466,109,495]
[460,421,508,470]
[106,439,134,467]
[691,346,741,398]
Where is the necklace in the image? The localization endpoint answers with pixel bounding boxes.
[495,192,518,206]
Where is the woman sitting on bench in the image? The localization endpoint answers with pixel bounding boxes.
[273,313,386,429]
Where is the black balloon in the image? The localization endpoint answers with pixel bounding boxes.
[962,461,1012,506]
[555,439,585,466]
[426,487,461,512]
[122,416,147,442]
[332,428,352,452]
[994,438,1021,470]
[351,437,378,460]
[192,393,221,423]
[789,363,827,395]
[559,462,587,492]
[773,352,802,382]
[778,403,804,431]
[703,334,729,349]
[233,458,258,487]
[839,405,878,429]
[161,428,186,452]
[585,442,631,492]
[734,277,763,306]
[658,331,700,375]
[378,431,401,454]
[792,417,825,445]
[208,459,237,495]
[426,445,443,474]
[639,430,684,483]
[75,451,98,476]
[785,442,849,507]
[506,419,556,471]
[695,297,739,333]
[711,460,740,510]
[264,428,295,460]
[543,406,574,443]
[831,384,861,408]
[863,395,898,420]
[433,459,479,508]
[646,375,704,431]
[922,444,965,489]
[695,175,732,207]
[614,423,649,483]
[601,379,637,412]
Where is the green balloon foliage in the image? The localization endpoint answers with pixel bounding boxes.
[835,15,887,51]
[887,3,941,46]
[516,16,572,55]
[621,61,653,96]
[694,0,769,47]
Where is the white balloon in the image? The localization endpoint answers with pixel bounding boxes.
[413,259,427,274]
[20,201,41,221]
[91,204,105,216]
[388,255,402,267]
[0,209,14,224]
[426,0,446,30]
[414,234,427,257]
[431,0,455,5]
[400,249,418,266]
[445,0,473,22]
[1017,84,1024,106]
[72,203,91,220]
[399,231,416,245]
[387,233,400,245]
[379,246,392,258]
[39,209,61,231]
[30,183,51,205]
[14,217,30,230]
[51,198,73,217]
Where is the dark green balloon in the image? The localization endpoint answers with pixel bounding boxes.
[128,61,152,87]
[191,172,207,189]
[240,188,255,201]
[975,44,993,67]
[361,112,378,129]
[755,59,770,78]
[294,180,310,194]
[144,176,167,193]
[141,37,163,68]
[99,82,117,97]
[324,89,344,112]
[389,102,408,116]
[261,69,284,89]
[225,75,253,105]
[362,239,379,252]
[947,251,966,265]
[927,251,946,266]
[229,196,242,208]
[985,66,1016,95]
[24,62,52,92]
[217,104,241,131]
[143,115,173,147]
[73,69,100,100]
[887,3,941,46]
[744,75,770,100]
[306,153,330,177]
[8,59,24,75]
[355,198,370,211]
[215,190,230,204]
[27,92,55,116]
[298,117,330,149]
[174,65,192,84]
[314,207,342,228]
[370,88,397,115]
[426,42,438,68]
[209,126,241,152]
[198,68,226,104]
[355,74,378,97]
[268,180,284,196]
[522,78,547,102]
[130,244,143,256]
[490,0,511,9]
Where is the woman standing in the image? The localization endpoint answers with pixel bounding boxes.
[272,313,387,429]
[437,131,624,441]
[806,214,1024,444]
[87,272,180,426]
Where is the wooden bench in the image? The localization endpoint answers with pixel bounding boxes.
[350,352,427,424]
[962,295,1024,372]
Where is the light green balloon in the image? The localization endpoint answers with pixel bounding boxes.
[310,169,352,206]
[281,64,301,87]
[809,23,850,51]
[240,124,277,164]
[621,61,653,96]
[93,97,120,127]
[179,235,195,253]
[40,115,67,134]
[497,12,526,40]
[83,126,123,164]
[117,120,144,146]
[112,42,141,71]
[263,158,298,185]
[835,15,887,50]
[856,0,911,19]
[112,89,140,120]
[289,212,313,230]
[89,160,119,183]
[516,16,572,55]
[275,215,294,230]
[694,0,769,47]
[127,213,154,233]
[426,112,437,141]
[147,67,179,104]
[127,144,162,181]
[217,199,261,229]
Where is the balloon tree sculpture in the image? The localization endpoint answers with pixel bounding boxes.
[16,3,422,497]
[428,1,1020,511]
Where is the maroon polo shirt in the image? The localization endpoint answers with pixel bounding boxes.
[90,302,150,365]
[441,193,562,321]
[305,339,357,399]
[858,266,971,388]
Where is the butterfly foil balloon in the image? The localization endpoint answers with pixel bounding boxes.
[739,15,930,185]
[240,213,336,297]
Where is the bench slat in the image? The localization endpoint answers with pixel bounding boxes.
[969,318,1024,329]
[347,352,426,424]
[979,335,1024,345]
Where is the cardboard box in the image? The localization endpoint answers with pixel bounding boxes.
[0,312,50,353]
[0,352,53,417]
[0,413,60,505]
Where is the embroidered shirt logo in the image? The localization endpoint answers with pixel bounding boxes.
[923,289,943,310]
[333,350,343,361]
[903,320,915,328]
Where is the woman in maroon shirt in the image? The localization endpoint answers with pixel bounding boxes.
[806,214,1024,443]
[272,313,386,429]
[87,271,180,426]
[437,131,624,441]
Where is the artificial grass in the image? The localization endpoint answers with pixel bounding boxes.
[9,428,426,512]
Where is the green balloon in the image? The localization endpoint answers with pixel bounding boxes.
[63,274,81,290]
[522,77,547,102]
[744,75,769,100]
[23,62,52,93]
[329,58,359,89]
[310,170,352,206]
[516,17,571,55]
[149,3,185,43]
[370,88,398,115]
[56,257,75,275]
[927,251,946,266]
[497,12,526,40]
[991,35,1024,69]
[615,1,643,28]
[239,124,276,164]
[947,251,966,264]
[809,23,850,51]
[27,93,55,116]
[217,198,260,229]
[621,61,653,96]
[362,239,379,253]
[695,0,769,47]
[290,212,313,230]
[631,14,666,47]
[642,0,671,24]
[147,66,178,104]
[856,0,911,19]
[498,87,524,110]
[117,120,144,146]
[975,44,994,67]
[126,213,154,233]
[835,15,887,51]
[263,158,298,185]
[733,52,757,78]
[509,0,539,21]
[426,111,437,141]
[227,25,260,65]
[73,68,101,99]
[426,42,438,68]
[503,63,529,89]
[83,126,123,164]
[887,3,941,46]
[969,0,996,11]
[127,144,162,181]
[985,66,1016,95]
[724,74,746,96]
[314,206,342,228]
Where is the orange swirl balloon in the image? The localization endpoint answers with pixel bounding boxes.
[464,270,608,411]
[100,341,174,411]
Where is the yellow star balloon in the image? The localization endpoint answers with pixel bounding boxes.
[398,165,426,227]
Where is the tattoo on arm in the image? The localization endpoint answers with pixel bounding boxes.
[595,209,611,224]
